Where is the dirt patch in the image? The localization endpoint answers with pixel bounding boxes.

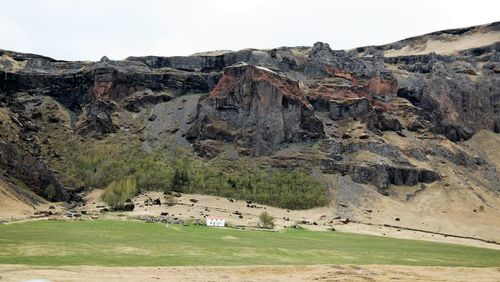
[0,264,498,282]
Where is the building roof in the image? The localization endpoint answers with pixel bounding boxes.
[207,216,225,220]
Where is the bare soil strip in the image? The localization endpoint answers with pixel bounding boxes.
[0,264,499,282]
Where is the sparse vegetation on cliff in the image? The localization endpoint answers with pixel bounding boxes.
[56,139,328,210]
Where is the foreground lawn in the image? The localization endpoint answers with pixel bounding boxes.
[0,220,499,267]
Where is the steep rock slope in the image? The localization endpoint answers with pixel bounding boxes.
[187,63,324,156]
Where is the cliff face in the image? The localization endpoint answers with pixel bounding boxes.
[0,22,498,204]
[187,63,324,156]
[387,51,500,141]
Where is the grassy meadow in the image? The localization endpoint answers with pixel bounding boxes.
[0,220,499,267]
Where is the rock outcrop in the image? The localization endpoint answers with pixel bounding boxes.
[188,63,324,156]
[389,53,500,140]
[76,100,119,136]
[329,98,372,120]
[349,163,441,193]
[0,140,69,201]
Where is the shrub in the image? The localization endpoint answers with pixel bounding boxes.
[259,211,275,229]
[164,195,178,206]
[102,177,137,210]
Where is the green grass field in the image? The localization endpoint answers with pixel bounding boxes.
[0,220,499,267]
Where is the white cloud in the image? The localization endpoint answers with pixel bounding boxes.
[0,0,498,61]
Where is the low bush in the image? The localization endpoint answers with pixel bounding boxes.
[164,195,178,206]
[259,211,275,229]
[102,177,136,210]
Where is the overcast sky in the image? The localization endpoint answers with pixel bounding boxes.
[0,0,498,61]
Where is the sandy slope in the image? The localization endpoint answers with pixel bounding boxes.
[0,179,39,221]
[384,31,499,57]
[467,130,500,172]
[0,264,499,282]
[78,189,500,250]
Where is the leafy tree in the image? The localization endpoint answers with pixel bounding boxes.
[44,184,57,201]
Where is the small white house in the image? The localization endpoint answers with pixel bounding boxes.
[206,216,225,227]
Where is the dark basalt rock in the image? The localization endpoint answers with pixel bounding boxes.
[319,136,447,194]
[378,113,402,132]
[350,163,441,190]
[440,123,474,142]
[304,42,392,79]
[189,63,325,156]
[392,52,499,140]
[329,98,372,120]
[76,100,118,136]
[371,112,402,132]
[344,141,407,162]
[426,142,486,168]
[0,51,221,113]
[31,109,43,120]
[123,202,135,211]
[127,47,309,74]
[0,140,69,201]
[47,115,61,123]
[148,113,157,121]
[100,56,111,63]
[124,93,173,113]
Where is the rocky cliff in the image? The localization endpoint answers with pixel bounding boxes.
[187,63,324,156]
[0,22,498,215]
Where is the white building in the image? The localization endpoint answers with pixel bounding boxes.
[206,216,225,227]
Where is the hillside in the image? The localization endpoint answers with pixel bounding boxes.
[0,21,499,245]
[381,21,500,57]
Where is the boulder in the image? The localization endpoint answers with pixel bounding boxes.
[123,202,135,211]
[441,123,474,142]
[329,98,372,120]
[47,115,61,123]
[378,113,402,132]
[148,113,157,121]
